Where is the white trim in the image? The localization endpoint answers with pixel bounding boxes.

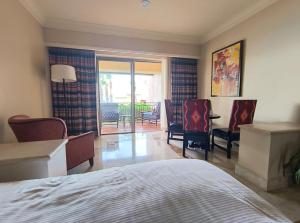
[18,0,45,25]
[22,0,278,45]
[96,52,163,62]
[45,42,201,59]
[199,0,280,43]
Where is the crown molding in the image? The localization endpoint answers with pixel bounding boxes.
[199,0,280,44]
[20,0,279,45]
[19,0,46,25]
[44,18,201,45]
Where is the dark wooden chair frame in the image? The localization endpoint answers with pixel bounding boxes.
[167,127,184,144]
[183,132,210,160]
[211,100,257,159]
[182,99,211,160]
[165,99,183,144]
[211,131,240,159]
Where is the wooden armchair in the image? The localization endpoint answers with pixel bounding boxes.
[8,115,95,170]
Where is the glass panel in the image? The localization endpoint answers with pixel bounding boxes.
[98,60,133,134]
[134,61,162,132]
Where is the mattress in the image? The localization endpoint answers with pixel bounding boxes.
[0,159,290,223]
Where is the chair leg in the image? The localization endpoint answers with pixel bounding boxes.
[227,140,232,159]
[205,135,210,160]
[167,130,170,144]
[211,134,215,150]
[182,135,186,157]
[89,158,94,166]
[204,149,208,160]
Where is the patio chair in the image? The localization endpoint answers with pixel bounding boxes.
[211,100,257,159]
[101,103,120,127]
[141,102,160,126]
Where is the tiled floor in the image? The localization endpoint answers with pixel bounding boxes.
[101,121,161,134]
[69,131,300,223]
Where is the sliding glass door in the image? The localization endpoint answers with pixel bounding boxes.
[98,58,135,134]
[97,57,162,135]
[134,61,162,132]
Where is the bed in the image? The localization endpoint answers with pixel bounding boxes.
[0,159,290,223]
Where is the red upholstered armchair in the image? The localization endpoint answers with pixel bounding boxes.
[8,115,95,170]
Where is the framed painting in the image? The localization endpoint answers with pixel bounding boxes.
[211,40,243,97]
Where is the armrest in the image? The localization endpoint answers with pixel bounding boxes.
[66,131,95,169]
[141,111,153,115]
[68,131,95,142]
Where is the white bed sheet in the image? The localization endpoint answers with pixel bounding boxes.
[0,159,291,223]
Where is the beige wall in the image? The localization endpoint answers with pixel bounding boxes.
[0,0,51,142]
[198,0,300,127]
[44,28,200,58]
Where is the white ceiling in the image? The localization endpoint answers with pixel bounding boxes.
[20,0,278,45]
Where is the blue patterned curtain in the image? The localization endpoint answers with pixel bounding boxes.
[171,58,198,124]
[48,47,98,136]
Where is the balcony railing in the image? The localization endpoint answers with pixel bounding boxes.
[100,102,160,121]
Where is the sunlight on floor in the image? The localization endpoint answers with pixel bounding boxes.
[101,122,161,134]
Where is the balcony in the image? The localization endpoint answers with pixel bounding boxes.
[100,102,161,134]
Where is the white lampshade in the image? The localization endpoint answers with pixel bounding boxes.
[51,64,77,83]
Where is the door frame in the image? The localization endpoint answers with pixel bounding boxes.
[96,56,162,135]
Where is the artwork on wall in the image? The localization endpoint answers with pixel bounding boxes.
[211,40,243,97]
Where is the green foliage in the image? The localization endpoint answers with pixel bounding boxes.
[135,102,151,111]
[100,73,112,85]
[295,169,300,184]
[118,103,151,113]
[100,79,107,85]
[285,151,300,184]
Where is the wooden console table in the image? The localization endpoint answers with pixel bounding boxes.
[235,123,300,191]
[0,139,68,182]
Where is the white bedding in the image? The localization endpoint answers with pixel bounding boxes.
[0,159,290,223]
